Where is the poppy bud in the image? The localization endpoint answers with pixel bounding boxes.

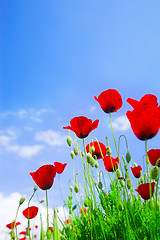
[70,186,73,192]
[67,136,72,146]
[70,151,75,159]
[95,161,98,168]
[11,229,15,240]
[127,179,132,189]
[98,182,103,190]
[125,171,129,179]
[90,146,95,153]
[120,179,125,187]
[47,229,52,239]
[84,199,89,207]
[74,184,79,193]
[69,194,72,201]
[116,169,121,178]
[90,158,95,167]
[34,185,38,192]
[124,164,129,171]
[118,202,123,211]
[140,176,144,183]
[126,152,131,163]
[134,163,138,167]
[74,146,79,155]
[106,146,111,155]
[87,153,92,163]
[19,195,25,205]
[40,198,45,203]
[150,166,159,180]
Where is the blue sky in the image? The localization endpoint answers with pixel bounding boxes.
[1,0,160,236]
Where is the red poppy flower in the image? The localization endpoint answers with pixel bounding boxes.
[63,116,99,139]
[103,156,119,172]
[65,219,71,224]
[86,141,107,159]
[30,165,56,190]
[19,231,27,235]
[127,94,158,109]
[19,238,26,240]
[131,165,142,178]
[94,89,123,113]
[6,221,21,229]
[35,225,38,228]
[147,149,160,167]
[22,206,39,219]
[135,182,155,200]
[54,162,67,174]
[126,105,160,140]
[49,227,53,233]
[80,207,87,214]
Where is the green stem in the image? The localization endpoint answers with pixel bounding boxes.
[46,190,49,231]
[14,205,20,240]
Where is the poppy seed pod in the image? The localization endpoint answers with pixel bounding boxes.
[40,198,45,203]
[106,146,112,156]
[69,194,72,201]
[84,199,89,207]
[70,151,75,159]
[74,184,79,193]
[67,136,72,146]
[126,152,131,163]
[74,146,79,155]
[150,166,159,180]
[120,179,125,187]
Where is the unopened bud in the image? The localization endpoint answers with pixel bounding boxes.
[40,198,45,203]
[106,146,111,156]
[120,179,125,187]
[140,176,144,183]
[47,229,52,239]
[84,199,89,207]
[150,166,159,180]
[74,146,79,155]
[116,169,121,178]
[70,151,75,159]
[106,217,111,225]
[86,153,92,164]
[90,146,95,153]
[98,182,103,190]
[134,162,138,167]
[67,136,72,146]
[124,164,129,171]
[74,184,79,193]
[95,161,98,168]
[125,171,129,179]
[90,158,95,167]
[70,186,73,192]
[81,152,84,157]
[19,195,25,205]
[127,179,132,189]
[69,194,72,201]
[126,152,131,163]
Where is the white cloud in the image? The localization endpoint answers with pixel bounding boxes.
[6,144,44,159]
[35,130,66,146]
[110,115,130,131]
[0,192,68,240]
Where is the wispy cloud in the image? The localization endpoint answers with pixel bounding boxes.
[0,108,54,123]
[89,106,97,112]
[35,130,66,146]
[110,115,130,131]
